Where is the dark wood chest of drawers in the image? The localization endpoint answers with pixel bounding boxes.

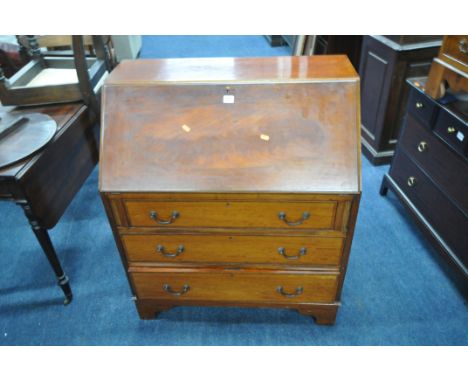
[381,79,468,294]
[99,56,361,325]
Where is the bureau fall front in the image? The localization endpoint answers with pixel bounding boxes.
[99,56,361,325]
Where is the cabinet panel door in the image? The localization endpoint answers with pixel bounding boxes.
[359,37,395,146]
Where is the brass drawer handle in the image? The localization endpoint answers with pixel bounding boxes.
[417,141,428,152]
[156,244,185,258]
[149,210,180,225]
[447,126,456,134]
[459,39,467,55]
[407,176,417,187]
[415,102,424,109]
[163,284,190,296]
[278,211,310,226]
[278,247,307,260]
[276,286,303,298]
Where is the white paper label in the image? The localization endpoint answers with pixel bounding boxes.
[223,95,235,104]
[456,131,464,142]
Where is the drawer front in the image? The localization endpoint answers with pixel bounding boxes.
[400,114,468,213]
[122,234,344,266]
[433,109,468,157]
[390,149,468,264]
[408,88,437,126]
[124,200,337,230]
[131,270,338,303]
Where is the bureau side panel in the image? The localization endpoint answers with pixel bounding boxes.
[100,193,137,296]
[335,195,361,300]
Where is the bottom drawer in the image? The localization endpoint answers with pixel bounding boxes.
[390,149,468,264]
[130,269,338,304]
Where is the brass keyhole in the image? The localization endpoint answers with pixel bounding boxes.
[407,177,416,187]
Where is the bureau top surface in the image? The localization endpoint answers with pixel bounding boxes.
[100,56,361,194]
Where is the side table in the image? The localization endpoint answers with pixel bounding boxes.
[0,102,98,304]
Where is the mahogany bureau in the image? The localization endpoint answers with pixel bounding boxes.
[99,56,361,325]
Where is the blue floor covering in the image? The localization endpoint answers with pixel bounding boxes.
[0,36,466,345]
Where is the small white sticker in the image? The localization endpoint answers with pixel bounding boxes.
[223,95,235,104]
[456,131,464,142]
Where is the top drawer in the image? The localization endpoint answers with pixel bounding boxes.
[123,200,339,230]
[407,88,437,126]
[433,109,468,158]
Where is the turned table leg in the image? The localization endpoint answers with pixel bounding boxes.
[19,202,73,305]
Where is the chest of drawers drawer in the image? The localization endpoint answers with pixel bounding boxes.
[390,149,468,263]
[433,109,468,157]
[129,268,339,304]
[122,233,344,266]
[123,200,339,230]
[399,114,468,213]
[408,87,438,125]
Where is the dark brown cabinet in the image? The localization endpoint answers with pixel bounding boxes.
[359,35,441,164]
[314,36,362,71]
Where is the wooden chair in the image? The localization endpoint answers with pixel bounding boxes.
[0,35,114,116]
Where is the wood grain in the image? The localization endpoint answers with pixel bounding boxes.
[105,55,358,85]
[122,233,344,266]
[130,269,338,303]
[100,57,360,194]
[124,200,337,230]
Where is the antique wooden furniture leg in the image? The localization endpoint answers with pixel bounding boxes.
[297,304,339,325]
[18,202,73,305]
[379,175,389,196]
[136,300,172,320]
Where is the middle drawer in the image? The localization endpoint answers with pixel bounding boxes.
[122,234,344,266]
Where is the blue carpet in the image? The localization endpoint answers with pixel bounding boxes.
[0,36,466,345]
[139,35,292,58]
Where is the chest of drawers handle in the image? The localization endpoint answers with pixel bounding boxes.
[277,247,307,260]
[416,102,424,109]
[276,286,304,298]
[278,211,310,226]
[156,244,185,258]
[407,176,417,187]
[417,141,428,152]
[149,210,180,225]
[163,284,190,296]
